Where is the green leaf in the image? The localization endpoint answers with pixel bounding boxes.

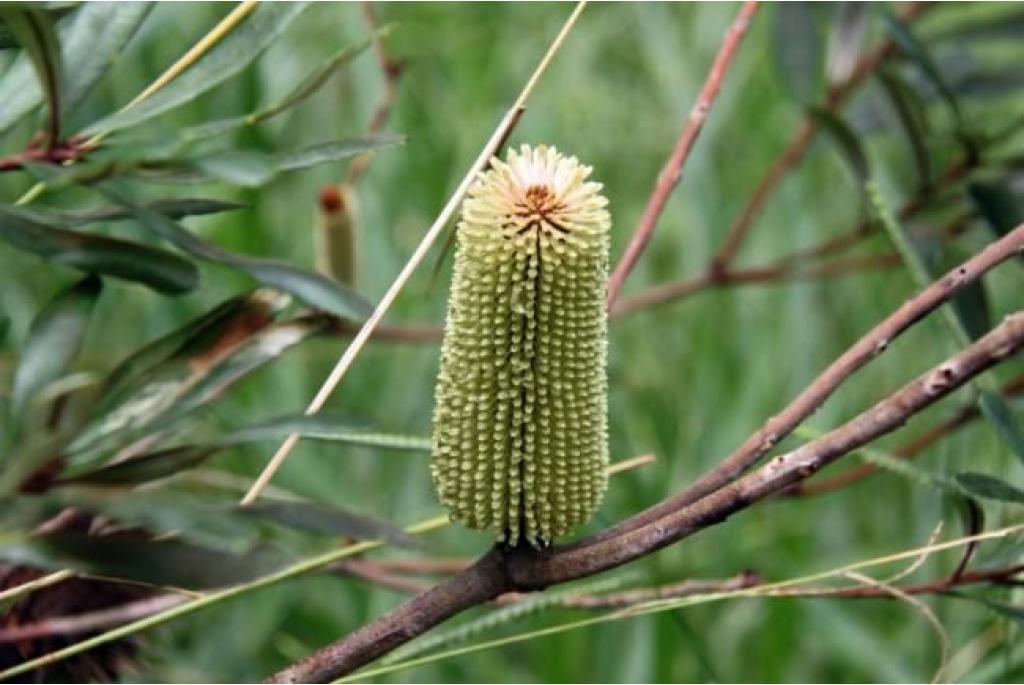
[65,445,218,485]
[883,13,963,129]
[875,67,932,190]
[0,7,63,140]
[192,134,404,186]
[80,3,310,136]
[809,106,869,188]
[18,197,246,226]
[948,592,1024,624]
[978,392,1024,467]
[220,413,431,452]
[8,275,101,423]
[968,181,1022,241]
[240,499,416,548]
[825,2,868,87]
[60,2,152,118]
[0,532,284,590]
[772,2,824,104]
[248,29,384,125]
[0,204,199,294]
[66,291,289,457]
[97,183,374,320]
[956,472,1024,505]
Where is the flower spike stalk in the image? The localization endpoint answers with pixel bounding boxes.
[431,144,611,546]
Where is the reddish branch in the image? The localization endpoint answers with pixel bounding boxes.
[711,2,932,269]
[605,1,759,305]
[0,139,88,173]
[267,261,1024,682]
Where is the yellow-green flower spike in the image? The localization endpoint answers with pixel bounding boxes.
[431,144,611,547]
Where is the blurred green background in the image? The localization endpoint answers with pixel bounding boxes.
[1,2,1022,682]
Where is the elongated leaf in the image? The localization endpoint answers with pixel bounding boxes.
[809,106,869,188]
[220,413,431,452]
[931,7,1024,44]
[0,8,62,140]
[69,412,425,486]
[0,532,284,589]
[66,445,218,485]
[61,2,152,117]
[825,2,868,87]
[249,30,383,125]
[17,198,246,226]
[883,13,962,128]
[772,3,824,104]
[956,472,1024,505]
[978,392,1024,466]
[240,499,416,547]
[67,291,288,456]
[0,3,147,134]
[948,592,1024,624]
[968,181,1023,241]
[876,67,931,189]
[97,184,374,320]
[193,134,403,186]
[80,3,309,136]
[8,275,101,422]
[0,204,198,294]
[98,291,279,410]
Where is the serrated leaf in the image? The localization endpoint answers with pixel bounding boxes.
[772,2,824,104]
[80,3,309,136]
[978,392,1024,466]
[219,413,431,452]
[8,275,101,423]
[0,7,63,141]
[825,2,868,87]
[97,183,374,320]
[956,472,1024,504]
[876,67,931,190]
[809,106,869,188]
[249,29,383,125]
[0,532,284,589]
[240,499,416,548]
[0,204,199,294]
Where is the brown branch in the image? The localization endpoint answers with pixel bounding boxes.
[791,370,1024,497]
[0,139,88,173]
[266,312,1024,681]
[345,1,403,186]
[711,2,931,269]
[611,251,901,317]
[0,594,186,643]
[594,224,1023,546]
[605,1,759,305]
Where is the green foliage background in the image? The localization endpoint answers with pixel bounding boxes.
[1,2,1022,682]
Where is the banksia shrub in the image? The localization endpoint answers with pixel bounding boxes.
[431,144,611,547]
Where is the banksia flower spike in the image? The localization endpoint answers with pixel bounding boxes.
[431,144,611,547]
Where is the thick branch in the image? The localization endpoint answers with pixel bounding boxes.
[590,224,1023,546]
[606,1,758,304]
[267,309,1024,682]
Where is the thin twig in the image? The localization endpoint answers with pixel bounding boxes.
[605,1,759,304]
[241,2,590,505]
[711,1,931,269]
[592,224,1023,545]
[265,309,1024,682]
